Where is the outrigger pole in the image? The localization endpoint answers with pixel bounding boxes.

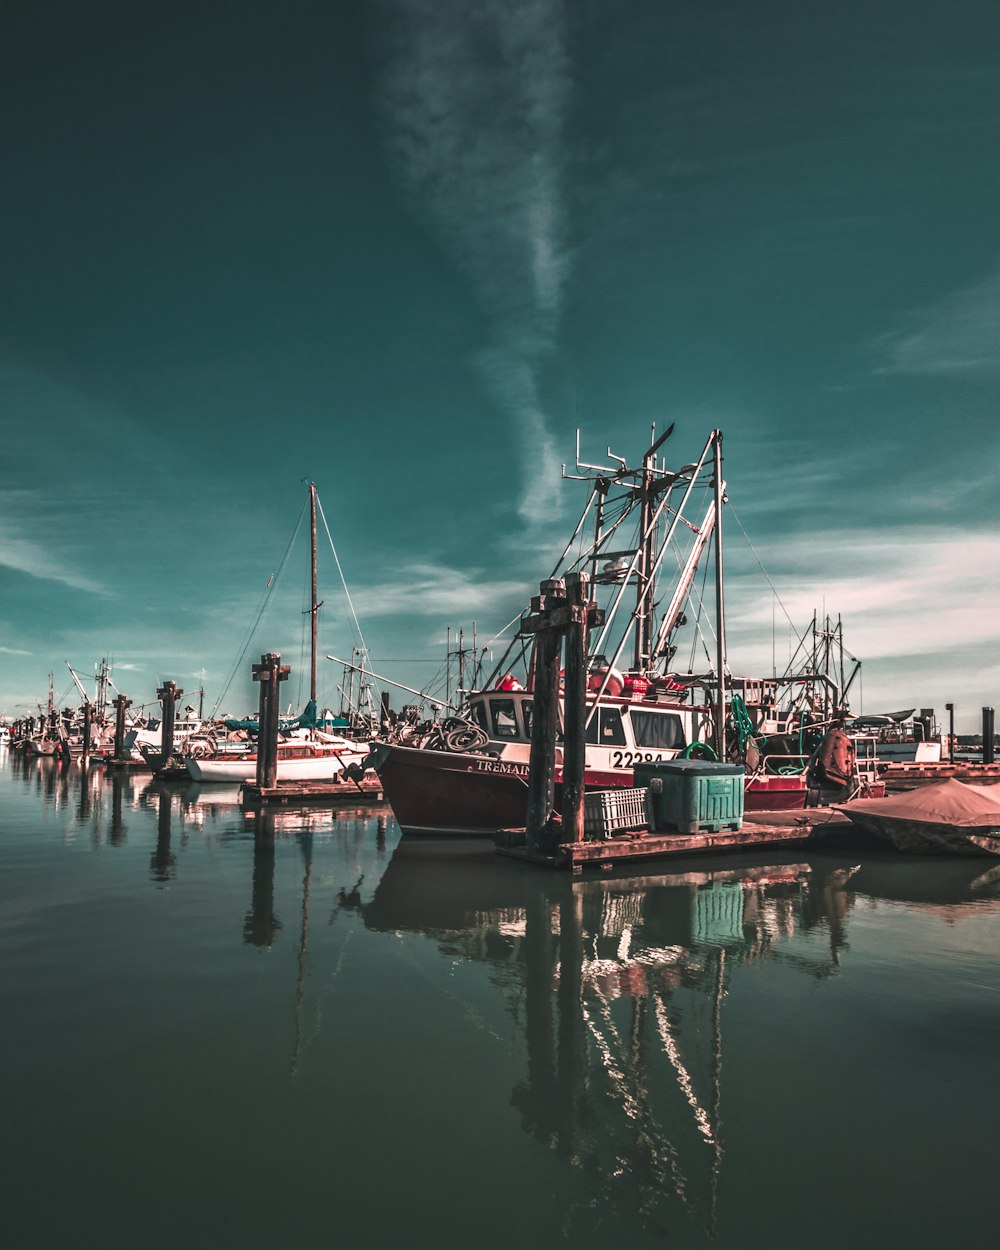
[712,430,727,759]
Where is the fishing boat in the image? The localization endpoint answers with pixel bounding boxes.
[369,428,874,836]
[836,778,1000,856]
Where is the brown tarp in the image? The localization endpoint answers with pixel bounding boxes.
[837,778,1000,828]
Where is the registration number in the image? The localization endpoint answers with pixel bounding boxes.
[611,751,663,769]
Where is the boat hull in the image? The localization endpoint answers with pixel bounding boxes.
[371,742,808,836]
[188,755,343,783]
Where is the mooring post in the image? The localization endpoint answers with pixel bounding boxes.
[112,694,131,761]
[252,653,290,789]
[523,579,566,854]
[157,680,183,761]
[983,706,995,765]
[945,702,955,763]
[561,572,592,845]
[81,704,94,759]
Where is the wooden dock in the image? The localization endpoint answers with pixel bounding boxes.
[497,809,852,871]
[882,761,1000,789]
[241,777,385,806]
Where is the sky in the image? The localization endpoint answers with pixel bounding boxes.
[2,0,999,731]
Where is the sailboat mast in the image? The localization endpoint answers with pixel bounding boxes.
[309,482,318,705]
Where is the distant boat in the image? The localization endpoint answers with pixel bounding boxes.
[847,709,944,763]
[837,778,1000,856]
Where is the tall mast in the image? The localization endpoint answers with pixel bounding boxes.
[712,431,727,759]
[309,482,318,705]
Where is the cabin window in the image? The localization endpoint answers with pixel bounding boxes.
[585,707,627,747]
[471,702,488,733]
[489,698,520,739]
[522,701,533,738]
[630,710,685,749]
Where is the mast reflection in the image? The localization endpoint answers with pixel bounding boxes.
[356,848,886,1232]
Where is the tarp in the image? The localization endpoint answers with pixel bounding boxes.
[837,778,1000,828]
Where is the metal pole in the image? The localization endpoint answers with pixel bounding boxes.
[945,702,954,763]
[712,431,727,759]
[983,707,995,766]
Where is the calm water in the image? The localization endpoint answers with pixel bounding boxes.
[2,750,999,1249]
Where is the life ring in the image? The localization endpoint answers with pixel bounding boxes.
[681,741,718,761]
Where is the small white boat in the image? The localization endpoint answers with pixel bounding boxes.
[187,737,368,783]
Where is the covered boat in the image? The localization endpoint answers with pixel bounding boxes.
[836,779,1000,856]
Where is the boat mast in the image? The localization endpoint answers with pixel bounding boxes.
[712,431,727,759]
[308,482,319,705]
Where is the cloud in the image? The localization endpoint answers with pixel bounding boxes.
[722,526,1000,680]
[375,0,571,523]
[350,562,530,620]
[0,646,33,655]
[0,520,107,595]
[875,269,1000,375]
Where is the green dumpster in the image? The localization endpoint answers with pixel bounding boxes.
[633,759,744,834]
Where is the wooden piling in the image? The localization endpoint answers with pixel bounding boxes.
[252,653,290,790]
[983,706,995,766]
[112,693,131,762]
[561,572,591,845]
[523,579,566,854]
[156,680,183,762]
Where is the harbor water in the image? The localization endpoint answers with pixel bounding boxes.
[2,750,999,1249]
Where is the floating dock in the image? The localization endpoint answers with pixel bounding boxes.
[241,776,385,806]
[497,809,851,872]
[883,762,1000,789]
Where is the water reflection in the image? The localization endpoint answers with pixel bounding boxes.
[354,844,1000,1234]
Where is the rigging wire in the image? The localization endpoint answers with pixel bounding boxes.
[727,504,798,634]
[315,495,368,654]
[210,498,307,718]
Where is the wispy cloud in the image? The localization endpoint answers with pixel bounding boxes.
[375,0,571,523]
[875,268,1000,375]
[0,646,33,655]
[0,519,106,595]
[723,525,1000,682]
[351,562,530,620]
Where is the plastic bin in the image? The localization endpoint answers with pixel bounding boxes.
[633,759,744,834]
[583,787,649,839]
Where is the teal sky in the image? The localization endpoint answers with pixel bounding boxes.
[2,0,998,730]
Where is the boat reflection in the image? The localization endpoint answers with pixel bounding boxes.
[353,842,1000,1232]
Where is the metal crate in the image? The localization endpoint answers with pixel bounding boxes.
[583,787,650,838]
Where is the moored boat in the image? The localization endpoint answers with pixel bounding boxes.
[370,428,879,836]
[187,736,368,783]
[836,778,1000,856]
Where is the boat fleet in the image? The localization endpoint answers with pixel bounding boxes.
[2,430,993,856]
